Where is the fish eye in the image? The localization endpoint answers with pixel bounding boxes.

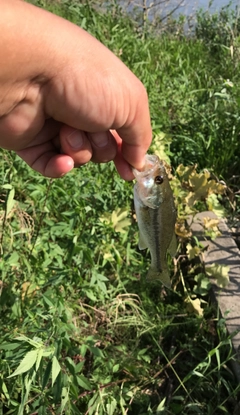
[155,175,164,185]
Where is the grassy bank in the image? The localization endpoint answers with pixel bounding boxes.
[1,1,240,414]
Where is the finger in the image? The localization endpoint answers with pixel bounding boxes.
[17,141,74,177]
[15,119,75,177]
[60,125,92,166]
[116,86,152,170]
[111,131,134,181]
[114,152,134,181]
[88,131,117,163]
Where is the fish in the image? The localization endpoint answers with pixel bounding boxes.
[133,154,177,288]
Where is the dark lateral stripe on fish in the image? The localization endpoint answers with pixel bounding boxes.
[152,208,162,273]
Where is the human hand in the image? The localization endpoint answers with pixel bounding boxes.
[0,0,152,180]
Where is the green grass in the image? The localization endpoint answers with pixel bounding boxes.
[1,152,239,414]
[1,1,240,414]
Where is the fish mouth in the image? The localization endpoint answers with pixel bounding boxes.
[132,154,160,179]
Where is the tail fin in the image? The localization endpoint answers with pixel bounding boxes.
[147,267,171,288]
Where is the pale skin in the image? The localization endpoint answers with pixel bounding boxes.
[0,0,152,180]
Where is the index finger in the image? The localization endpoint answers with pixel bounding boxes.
[115,86,152,177]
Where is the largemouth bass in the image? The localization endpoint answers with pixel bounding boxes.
[133,154,177,288]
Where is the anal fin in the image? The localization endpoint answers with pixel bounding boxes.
[138,231,148,250]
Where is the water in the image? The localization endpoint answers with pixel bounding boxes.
[172,0,240,16]
[119,0,240,32]
[189,0,239,12]
[136,0,240,29]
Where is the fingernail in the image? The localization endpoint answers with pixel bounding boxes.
[67,130,84,149]
[91,132,109,148]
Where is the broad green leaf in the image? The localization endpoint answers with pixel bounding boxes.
[88,345,105,358]
[2,184,13,190]
[85,289,98,302]
[42,295,55,308]
[207,194,226,218]
[0,342,21,351]
[8,349,39,378]
[77,374,92,390]
[60,386,69,414]
[94,273,108,282]
[106,397,117,415]
[184,296,203,316]
[194,273,211,296]
[42,349,54,358]
[14,335,42,348]
[176,164,197,182]
[80,344,88,357]
[75,361,84,374]
[7,251,19,266]
[186,243,201,260]
[88,392,100,415]
[206,264,230,288]
[51,356,61,386]
[112,364,119,373]
[111,208,131,233]
[189,171,209,197]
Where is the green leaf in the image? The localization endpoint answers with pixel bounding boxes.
[77,374,92,391]
[156,397,166,412]
[111,208,131,233]
[65,357,76,376]
[14,335,43,348]
[35,347,44,371]
[60,386,69,414]
[88,392,100,415]
[2,184,13,190]
[186,243,202,260]
[106,397,117,415]
[51,356,61,386]
[42,360,52,390]
[88,345,105,358]
[2,382,10,399]
[0,342,21,351]
[112,364,119,373]
[6,187,15,215]
[206,264,230,288]
[8,349,39,378]
[207,194,226,218]
[194,273,211,296]
[184,296,203,316]
[192,370,204,377]
[7,251,19,266]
